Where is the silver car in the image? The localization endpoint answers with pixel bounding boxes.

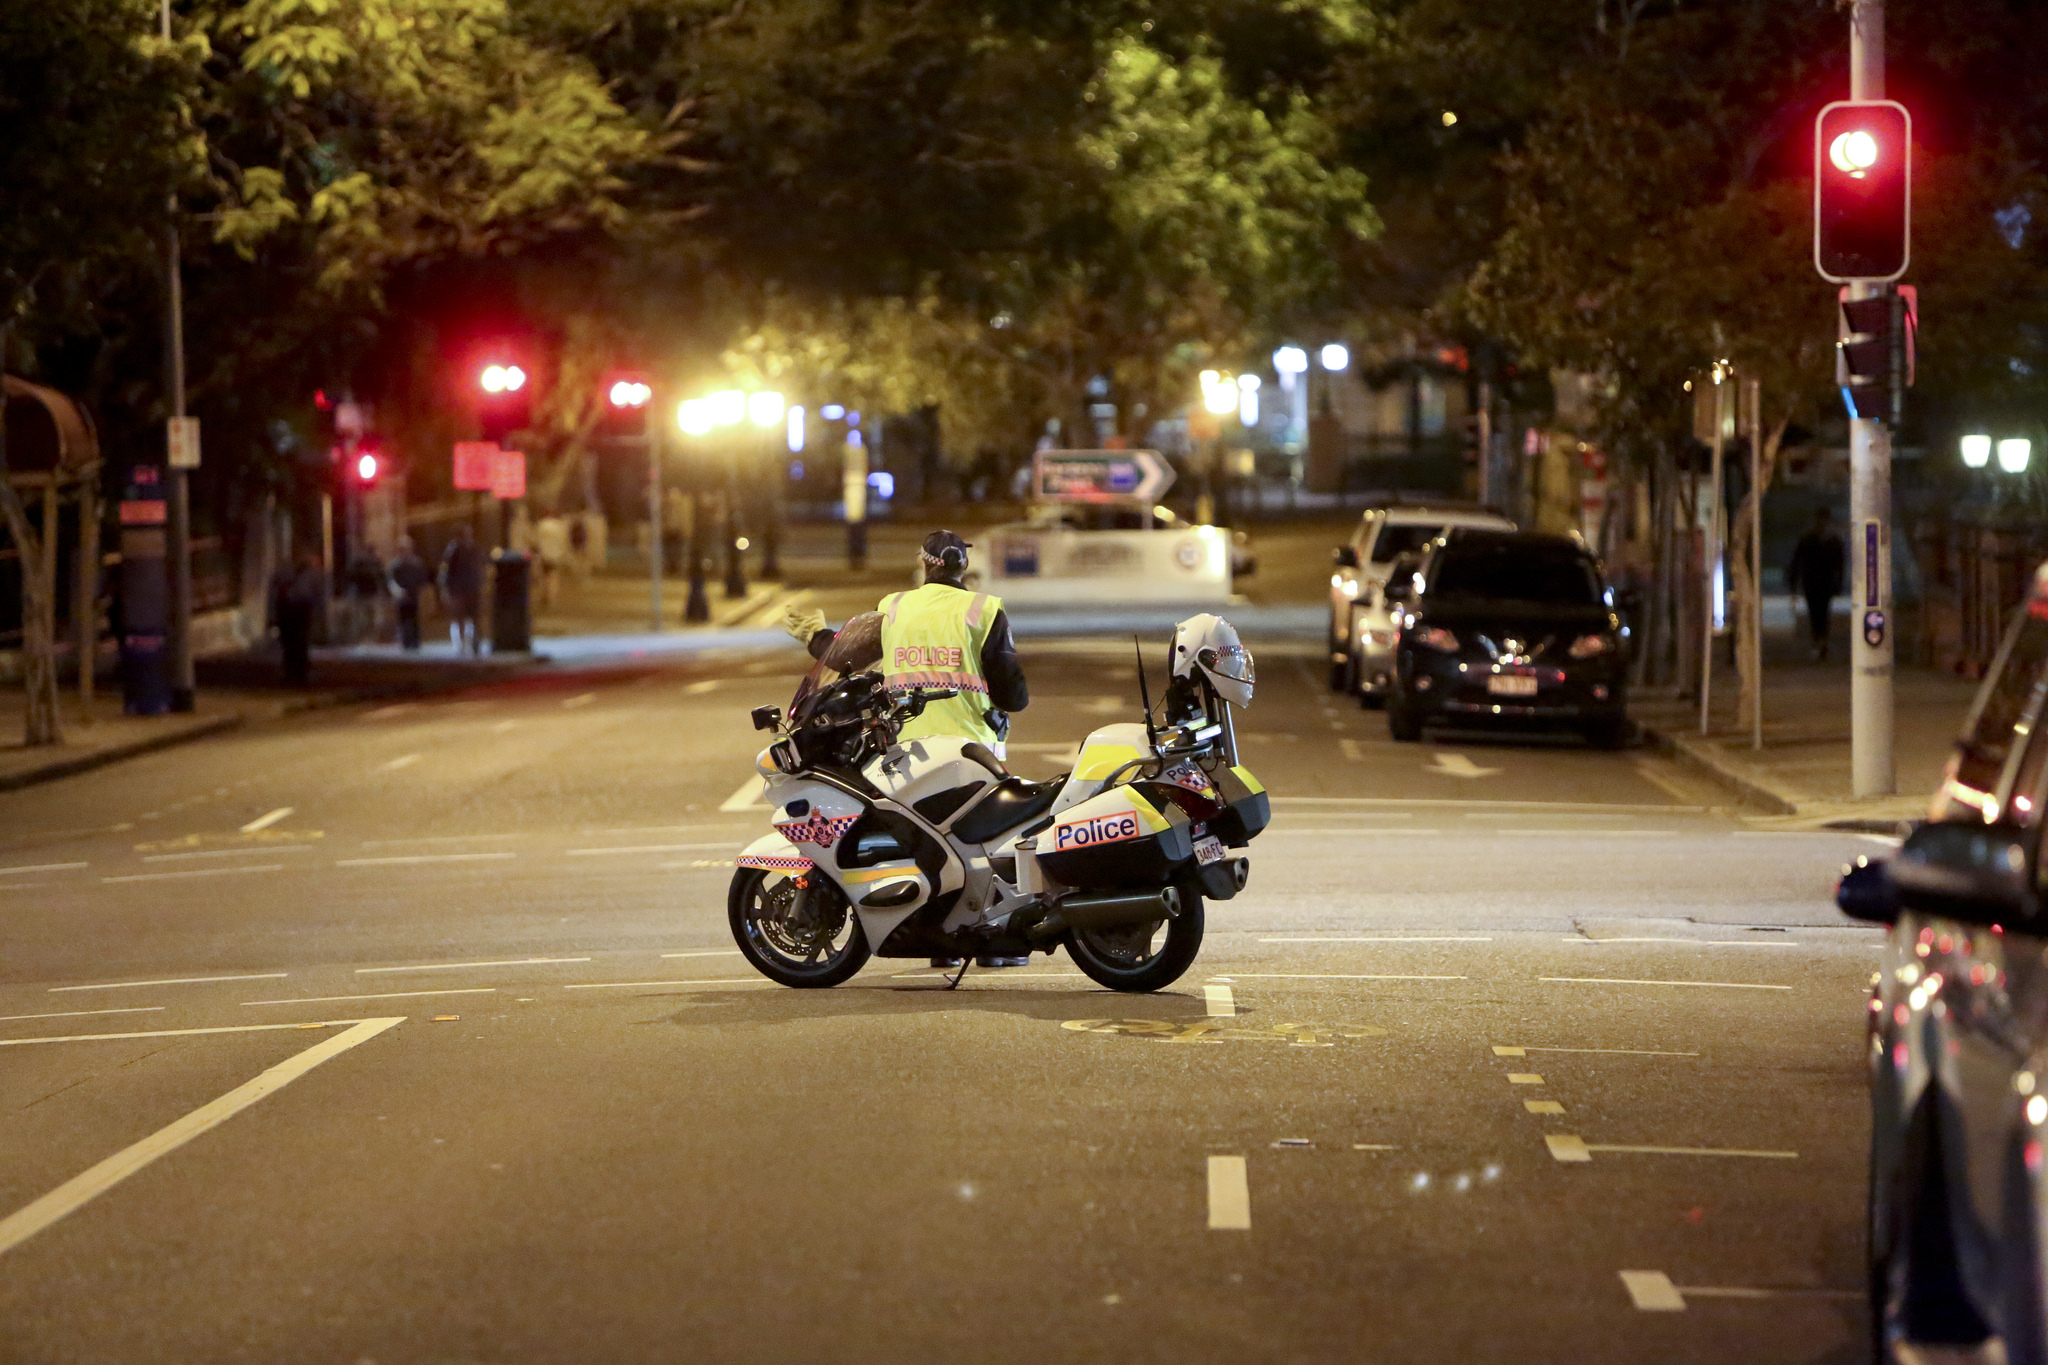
[1839,565,2048,1364]
[1328,502,1514,702]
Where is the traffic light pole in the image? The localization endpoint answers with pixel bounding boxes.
[1848,0,1895,798]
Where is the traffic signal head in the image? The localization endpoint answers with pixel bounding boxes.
[356,451,379,483]
[476,360,531,442]
[608,379,652,409]
[1814,100,1911,282]
[480,364,527,394]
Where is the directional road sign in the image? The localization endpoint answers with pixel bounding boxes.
[1033,449,1175,504]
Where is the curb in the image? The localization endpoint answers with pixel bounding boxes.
[1635,721,1801,816]
[0,714,244,794]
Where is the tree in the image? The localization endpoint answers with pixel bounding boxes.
[0,0,191,744]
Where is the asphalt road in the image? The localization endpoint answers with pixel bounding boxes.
[0,633,1884,1364]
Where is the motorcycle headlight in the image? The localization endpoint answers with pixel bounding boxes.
[771,739,803,772]
[1413,627,1460,653]
[1567,633,1615,659]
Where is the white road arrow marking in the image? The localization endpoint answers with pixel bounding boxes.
[1428,752,1500,778]
[719,776,769,811]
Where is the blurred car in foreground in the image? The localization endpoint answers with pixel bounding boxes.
[1384,529,1629,747]
[1839,564,2048,1365]
[1328,500,1513,702]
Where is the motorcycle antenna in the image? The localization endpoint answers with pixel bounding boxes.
[1133,634,1159,747]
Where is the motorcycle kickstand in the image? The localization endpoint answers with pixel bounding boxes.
[945,957,973,990]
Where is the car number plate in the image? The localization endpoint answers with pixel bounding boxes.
[1194,835,1227,865]
[1487,674,1539,697]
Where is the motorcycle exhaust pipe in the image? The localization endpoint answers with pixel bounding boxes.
[1026,887,1180,944]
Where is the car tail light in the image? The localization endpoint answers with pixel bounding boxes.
[1414,627,1459,653]
[1568,633,1614,659]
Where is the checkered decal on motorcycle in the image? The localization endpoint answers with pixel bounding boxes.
[736,853,816,873]
[774,811,861,849]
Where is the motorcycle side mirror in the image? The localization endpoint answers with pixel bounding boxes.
[1333,546,1360,569]
[1836,856,1897,924]
[751,705,781,732]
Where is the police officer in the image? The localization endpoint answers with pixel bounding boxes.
[784,530,1030,967]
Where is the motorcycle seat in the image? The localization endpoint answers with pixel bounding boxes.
[951,775,1066,844]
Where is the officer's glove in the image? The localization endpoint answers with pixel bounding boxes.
[782,605,827,644]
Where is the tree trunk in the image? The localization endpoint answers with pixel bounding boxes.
[0,352,65,746]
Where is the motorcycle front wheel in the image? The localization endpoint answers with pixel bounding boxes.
[729,867,871,988]
[1065,891,1205,993]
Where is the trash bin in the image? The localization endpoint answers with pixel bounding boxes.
[490,549,532,654]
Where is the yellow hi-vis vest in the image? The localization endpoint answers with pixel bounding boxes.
[879,583,1002,747]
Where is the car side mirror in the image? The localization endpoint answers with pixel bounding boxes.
[1836,856,1898,924]
[1333,546,1360,570]
[1888,820,2040,927]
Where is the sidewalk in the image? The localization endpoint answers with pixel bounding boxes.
[1,691,284,793]
[1633,596,1978,827]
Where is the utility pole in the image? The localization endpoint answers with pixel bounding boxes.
[162,0,194,713]
[1699,372,1728,735]
[1476,379,1493,506]
[1747,376,1764,751]
[1848,0,1894,796]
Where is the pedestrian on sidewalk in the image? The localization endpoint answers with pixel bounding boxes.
[269,553,324,685]
[1787,507,1846,662]
[440,524,486,655]
[388,537,430,651]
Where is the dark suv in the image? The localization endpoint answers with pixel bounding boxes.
[1385,530,1629,747]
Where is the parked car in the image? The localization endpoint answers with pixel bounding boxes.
[1838,566,2048,1365]
[1384,529,1629,747]
[1328,500,1514,702]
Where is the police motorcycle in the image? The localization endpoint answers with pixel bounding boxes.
[728,614,1270,992]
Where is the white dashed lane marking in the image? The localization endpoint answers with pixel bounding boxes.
[1207,1157,1251,1230]
[51,973,288,994]
[102,864,286,884]
[354,958,591,975]
[239,807,294,833]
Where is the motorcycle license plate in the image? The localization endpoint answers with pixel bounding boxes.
[1194,835,1227,865]
[1487,674,1538,697]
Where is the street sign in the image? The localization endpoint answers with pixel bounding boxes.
[490,448,526,501]
[1033,449,1175,505]
[166,416,201,469]
[454,441,500,491]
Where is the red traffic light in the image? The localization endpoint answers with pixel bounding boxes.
[355,450,380,482]
[480,363,527,394]
[608,379,652,408]
[1814,100,1910,283]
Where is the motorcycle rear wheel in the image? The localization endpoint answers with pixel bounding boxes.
[729,867,871,988]
[1065,892,1205,993]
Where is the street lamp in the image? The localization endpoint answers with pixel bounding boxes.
[1202,375,1238,416]
[1319,343,1350,373]
[709,389,746,428]
[1961,433,1992,469]
[1998,438,2032,475]
[1236,373,1261,427]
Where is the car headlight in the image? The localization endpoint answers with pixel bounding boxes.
[1414,627,1460,653]
[1568,633,1615,659]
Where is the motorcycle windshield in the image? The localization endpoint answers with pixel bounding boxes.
[789,612,885,719]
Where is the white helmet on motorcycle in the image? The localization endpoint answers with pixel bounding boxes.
[1170,613,1255,707]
